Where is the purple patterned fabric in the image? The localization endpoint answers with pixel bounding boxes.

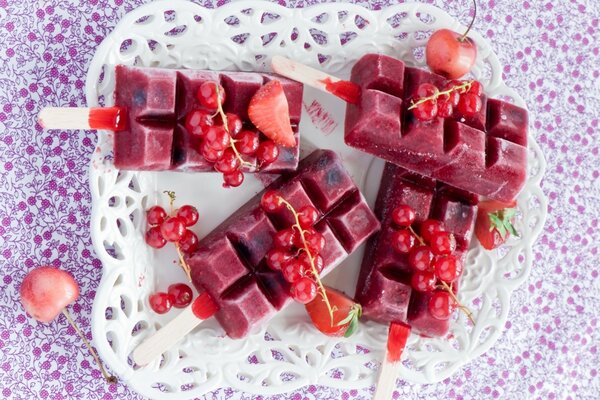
[0,0,598,399]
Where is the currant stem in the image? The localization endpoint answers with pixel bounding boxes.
[440,280,475,324]
[459,0,477,42]
[408,81,474,110]
[408,226,426,246]
[277,196,335,325]
[163,191,192,282]
[62,309,117,384]
[215,86,253,170]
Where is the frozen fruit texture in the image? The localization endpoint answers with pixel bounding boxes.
[186,150,380,339]
[113,65,303,173]
[355,162,477,337]
[344,53,528,203]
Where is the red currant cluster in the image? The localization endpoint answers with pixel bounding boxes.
[148,283,193,314]
[390,204,473,322]
[144,191,198,280]
[409,80,483,121]
[260,190,330,305]
[185,81,279,187]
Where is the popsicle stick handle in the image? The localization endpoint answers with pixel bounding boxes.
[373,322,412,400]
[133,292,218,366]
[38,106,127,131]
[271,56,360,104]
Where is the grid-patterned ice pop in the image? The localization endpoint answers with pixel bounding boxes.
[355,162,477,337]
[185,150,380,338]
[344,54,528,203]
[113,65,303,173]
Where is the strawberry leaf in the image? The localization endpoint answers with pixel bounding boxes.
[344,315,359,338]
[336,312,355,327]
[488,207,519,240]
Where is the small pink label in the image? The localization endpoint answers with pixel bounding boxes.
[304,100,338,135]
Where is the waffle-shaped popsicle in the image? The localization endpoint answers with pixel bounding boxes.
[343,54,528,203]
[355,162,477,337]
[113,65,303,173]
[186,150,380,338]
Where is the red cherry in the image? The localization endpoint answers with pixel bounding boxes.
[391,230,415,254]
[408,245,434,272]
[256,140,279,166]
[392,205,416,227]
[282,259,305,283]
[145,226,167,249]
[214,148,240,174]
[416,83,439,98]
[185,110,213,137]
[261,190,284,212]
[426,29,477,79]
[273,228,299,250]
[20,267,79,323]
[420,219,446,243]
[168,283,193,308]
[298,206,319,229]
[428,291,455,320]
[437,99,454,118]
[147,206,167,226]
[160,217,186,242]
[222,170,244,188]
[291,277,318,304]
[224,113,242,136]
[197,81,225,110]
[176,205,199,227]
[204,126,230,151]
[433,255,460,282]
[265,248,294,271]
[299,252,324,276]
[178,229,199,253]
[457,93,482,117]
[467,81,483,96]
[413,100,438,121]
[303,228,325,255]
[235,130,260,155]
[411,271,437,292]
[430,232,456,255]
[148,292,174,314]
[200,141,224,163]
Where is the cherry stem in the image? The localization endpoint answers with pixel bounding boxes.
[215,86,254,170]
[62,309,117,383]
[459,0,477,42]
[163,191,192,282]
[408,81,474,110]
[440,281,475,324]
[277,196,336,325]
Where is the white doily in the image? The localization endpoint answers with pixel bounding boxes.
[87,1,547,398]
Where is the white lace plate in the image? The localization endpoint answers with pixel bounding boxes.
[87,1,548,398]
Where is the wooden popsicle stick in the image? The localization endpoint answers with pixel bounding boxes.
[38,106,127,131]
[271,55,361,104]
[373,321,412,400]
[133,292,218,366]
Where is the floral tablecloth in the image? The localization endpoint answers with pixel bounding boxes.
[1,0,598,399]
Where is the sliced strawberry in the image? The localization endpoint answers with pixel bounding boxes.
[248,80,296,148]
[475,200,519,250]
[305,286,361,337]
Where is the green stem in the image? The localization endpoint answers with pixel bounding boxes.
[408,81,473,110]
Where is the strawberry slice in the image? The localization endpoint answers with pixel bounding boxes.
[475,200,519,250]
[248,80,296,148]
[305,286,361,337]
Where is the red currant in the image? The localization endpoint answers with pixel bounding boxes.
[411,271,437,292]
[273,228,299,250]
[291,277,318,304]
[303,228,325,255]
[281,258,305,283]
[176,205,199,227]
[201,141,224,163]
[437,99,454,118]
[298,252,324,276]
[214,148,240,173]
[235,130,260,155]
[428,291,455,320]
[147,206,167,226]
[408,245,434,272]
[178,229,199,253]
[457,93,482,117]
[416,83,439,98]
[204,126,230,151]
[298,206,319,229]
[185,110,213,137]
[265,248,293,271]
[224,113,242,136]
[167,283,193,308]
[391,230,415,254]
[420,219,446,243]
[467,81,483,96]
[261,190,284,212]
[256,140,279,166]
[222,170,244,188]
[149,292,174,314]
[392,204,416,227]
[145,226,167,249]
[197,81,225,110]
[160,217,186,242]
[441,82,461,106]
[430,231,456,255]
[413,99,438,121]
[433,255,459,282]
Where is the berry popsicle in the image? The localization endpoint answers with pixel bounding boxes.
[355,162,477,337]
